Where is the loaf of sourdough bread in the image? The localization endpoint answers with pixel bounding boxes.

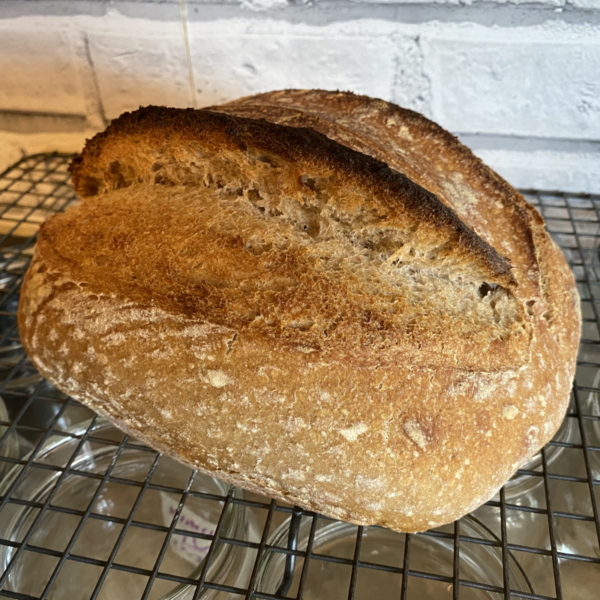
[18,91,581,532]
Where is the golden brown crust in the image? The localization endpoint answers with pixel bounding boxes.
[70,106,513,287]
[217,90,540,297]
[18,91,581,533]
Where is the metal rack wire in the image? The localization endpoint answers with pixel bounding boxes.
[0,153,598,600]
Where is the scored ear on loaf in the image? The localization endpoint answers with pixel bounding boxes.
[18,91,580,533]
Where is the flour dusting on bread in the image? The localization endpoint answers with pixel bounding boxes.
[18,90,580,533]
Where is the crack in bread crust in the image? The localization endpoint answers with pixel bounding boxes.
[70,106,514,287]
[218,91,552,307]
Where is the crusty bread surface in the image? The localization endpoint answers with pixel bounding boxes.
[18,91,580,532]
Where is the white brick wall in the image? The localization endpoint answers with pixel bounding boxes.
[188,32,401,106]
[88,30,193,119]
[0,1,598,192]
[0,23,86,115]
[427,38,600,140]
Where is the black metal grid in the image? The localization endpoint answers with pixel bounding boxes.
[0,153,597,600]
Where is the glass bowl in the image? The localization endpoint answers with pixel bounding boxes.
[0,418,248,600]
[0,393,19,480]
[503,413,576,502]
[256,514,532,599]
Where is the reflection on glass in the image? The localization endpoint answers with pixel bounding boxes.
[0,419,249,600]
[257,515,532,599]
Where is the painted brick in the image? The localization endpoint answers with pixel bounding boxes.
[476,148,600,194]
[0,23,86,115]
[87,30,193,120]
[351,0,562,4]
[571,0,600,8]
[427,39,600,140]
[390,35,431,117]
[187,33,399,107]
[470,0,562,4]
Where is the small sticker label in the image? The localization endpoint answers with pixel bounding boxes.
[161,493,215,565]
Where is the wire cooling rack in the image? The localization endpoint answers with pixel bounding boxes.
[0,153,598,600]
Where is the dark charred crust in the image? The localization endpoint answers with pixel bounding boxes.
[227,89,529,215]
[224,89,538,263]
[70,104,513,285]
